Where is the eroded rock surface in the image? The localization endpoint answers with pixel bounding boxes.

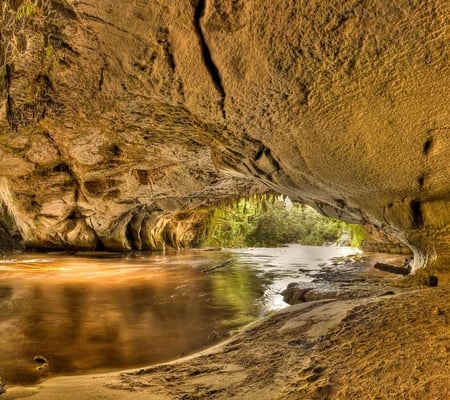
[0,1,449,279]
[360,225,412,255]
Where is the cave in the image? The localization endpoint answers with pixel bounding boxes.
[0,0,448,398]
[1,0,448,282]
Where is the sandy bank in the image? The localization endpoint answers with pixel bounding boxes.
[2,281,449,400]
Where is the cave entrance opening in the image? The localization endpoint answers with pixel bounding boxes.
[200,195,365,250]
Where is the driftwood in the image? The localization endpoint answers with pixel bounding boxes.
[374,262,410,276]
[202,260,232,273]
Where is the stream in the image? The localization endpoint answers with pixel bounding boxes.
[0,244,361,385]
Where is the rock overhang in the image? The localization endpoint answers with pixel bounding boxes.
[0,0,448,281]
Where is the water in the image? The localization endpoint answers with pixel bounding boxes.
[0,244,360,385]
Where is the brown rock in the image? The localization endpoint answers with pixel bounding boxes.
[282,283,314,304]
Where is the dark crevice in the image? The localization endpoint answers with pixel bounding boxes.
[52,162,71,174]
[264,148,281,172]
[6,95,16,131]
[98,67,104,90]
[177,80,186,101]
[417,174,425,187]
[67,210,77,220]
[51,0,79,20]
[108,144,122,157]
[67,209,84,220]
[335,198,346,208]
[128,215,145,251]
[410,199,423,229]
[125,219,137,251]
[74,186,81,203]
[59,40,80,55]
[194,0,226,116]
[250,143,282,179]
[165,45,176,71]
[423,137,433,155]
[1,64,11,94]
[254,146,264,161]
[297,82,310,105]
[4,64,16,131]
[157,27,176,72]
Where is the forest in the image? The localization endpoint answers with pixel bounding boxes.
[201,196,365,248]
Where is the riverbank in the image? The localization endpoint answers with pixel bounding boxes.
[2,256,449,399]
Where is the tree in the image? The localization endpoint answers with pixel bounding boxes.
[201,196,357,248]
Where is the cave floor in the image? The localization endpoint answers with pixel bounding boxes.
[3,261,449,400]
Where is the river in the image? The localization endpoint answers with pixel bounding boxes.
[0,244,360,386]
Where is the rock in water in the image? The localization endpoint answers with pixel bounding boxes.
[282,283,314,305]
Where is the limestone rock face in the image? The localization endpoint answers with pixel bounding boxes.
[0,1,449,278]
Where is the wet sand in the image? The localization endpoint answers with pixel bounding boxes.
[2,255,449,400]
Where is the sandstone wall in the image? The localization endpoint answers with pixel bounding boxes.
[360,225,412,256]
[0,1,448,279]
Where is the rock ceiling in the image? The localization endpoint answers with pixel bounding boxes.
[0,0,448,280]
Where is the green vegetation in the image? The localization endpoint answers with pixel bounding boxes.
[201,195,362,248]
[1,0,54,131]
[45,43,54,58]
[1,0,51,69]
[348,224,367,247]
[16,0,39,20]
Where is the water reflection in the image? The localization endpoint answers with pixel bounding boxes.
[0,245,360,385]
